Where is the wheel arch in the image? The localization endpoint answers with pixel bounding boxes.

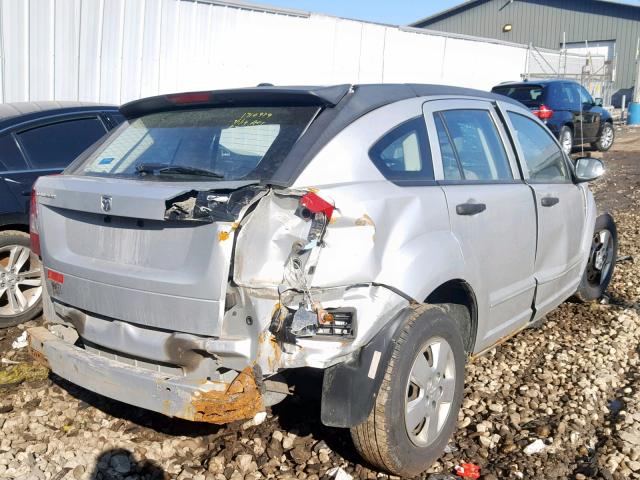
[425,279,478,355]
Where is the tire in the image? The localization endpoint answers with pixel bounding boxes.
[559,126,573,156]
[592,122,615,152]
[574,213,617,302]
[350,304,466,477]
[0,230,43,328]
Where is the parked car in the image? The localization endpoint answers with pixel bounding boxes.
[27,85,616,476]
[0,102,123,327]
[491,79,615,155]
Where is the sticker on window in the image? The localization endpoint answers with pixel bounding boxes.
[98,157,115,165]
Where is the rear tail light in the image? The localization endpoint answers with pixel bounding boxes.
[29,188,41,256]
[533,104,554,120]
[299,192,334,221]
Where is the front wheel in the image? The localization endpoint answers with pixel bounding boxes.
[574,213,617,302]
[350,305,465,477]
[592,122,615,152]
[0,230,43,328]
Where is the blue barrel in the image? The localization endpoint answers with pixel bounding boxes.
[628,102,640,125]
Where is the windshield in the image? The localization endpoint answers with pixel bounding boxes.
[492,85,545,108]
[74,106,319,181]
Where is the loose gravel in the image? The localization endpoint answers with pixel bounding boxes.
[0,128,639,480]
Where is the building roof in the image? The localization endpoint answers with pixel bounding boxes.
[410,0,640,27]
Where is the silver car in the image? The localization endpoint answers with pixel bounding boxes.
[27,84,616,476]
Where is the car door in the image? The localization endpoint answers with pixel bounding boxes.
[0,133,33,217]
[15,115,109,178]
[576,84,601,141]
[499,102,586,319]
[423,99,537,350]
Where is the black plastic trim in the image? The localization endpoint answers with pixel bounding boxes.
[320,306,411,428]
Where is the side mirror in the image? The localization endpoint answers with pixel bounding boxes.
[574,157,605,182]
[594,98,603,107]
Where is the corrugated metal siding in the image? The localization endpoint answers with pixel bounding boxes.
[415,0,640,89]
[0,0,544,104]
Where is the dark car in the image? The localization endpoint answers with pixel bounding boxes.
[491,79,614,155]
[0,102,123,327]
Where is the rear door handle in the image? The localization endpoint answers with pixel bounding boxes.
[541,196,559,207]
[456,202,486,216]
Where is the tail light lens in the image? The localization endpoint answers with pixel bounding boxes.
[533,104,554,120]
[29,188,41,256]
[300,192,334,221]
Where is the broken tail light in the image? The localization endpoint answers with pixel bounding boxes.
[315,309,355,338]
[299,192,334,221]
[29,188,41,256]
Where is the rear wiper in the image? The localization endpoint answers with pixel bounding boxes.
[136,163,224,179]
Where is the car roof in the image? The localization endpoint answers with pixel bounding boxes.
[493,79,580,88]
[119,84,525,187]
[0,101,119,132]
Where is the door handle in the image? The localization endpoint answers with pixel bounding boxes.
[456,202,486,216]
[541,196,559,207]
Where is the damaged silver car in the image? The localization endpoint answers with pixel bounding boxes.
[27,84,616,476]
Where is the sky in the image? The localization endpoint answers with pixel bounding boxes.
[257,0,640,25]
[257,0,468,26]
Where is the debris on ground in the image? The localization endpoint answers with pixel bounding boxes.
[10,331,28,349]
[454,463,481,478]
[326,466,353,480]
[523,439,547,455]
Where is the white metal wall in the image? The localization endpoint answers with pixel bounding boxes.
[0,0,559,105]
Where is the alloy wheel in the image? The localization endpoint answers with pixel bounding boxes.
[600,125,614,150]
[0,244,43,317]
[405,336,456,447]
[586,229,614,287]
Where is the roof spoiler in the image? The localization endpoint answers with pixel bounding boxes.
[120,85,352,119]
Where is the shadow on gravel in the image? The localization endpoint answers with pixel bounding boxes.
[90,448,166,480]
[50,375,224,438]
[271,368,364,465]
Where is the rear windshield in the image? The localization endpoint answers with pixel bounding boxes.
[492,85,546,108]
[73,106,318,182]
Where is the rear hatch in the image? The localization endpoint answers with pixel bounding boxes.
[36,98,322,337]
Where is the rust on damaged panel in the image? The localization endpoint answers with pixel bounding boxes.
[191,367,264,424]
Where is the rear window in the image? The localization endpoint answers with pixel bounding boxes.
[492,85,546,108]
[75,106,318,182]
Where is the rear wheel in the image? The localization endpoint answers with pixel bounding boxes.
[559,126,573,156]
[574,213,617,302]
[592,122,615,152]
[350,305,465,477]
[0,231,43,328]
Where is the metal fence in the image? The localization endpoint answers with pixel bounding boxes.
[523,45,615,106]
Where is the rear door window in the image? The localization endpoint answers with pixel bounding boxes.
[77,106,318,182]
[0,135,28,171]
[508,112,570,182]
[369,117,434,184]
[434,109,513,181]
[18,117,108,169]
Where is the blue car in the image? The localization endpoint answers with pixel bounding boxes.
[0,102,122,327]
[492,79,614,156]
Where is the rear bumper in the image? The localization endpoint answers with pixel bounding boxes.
[27,326,264,424]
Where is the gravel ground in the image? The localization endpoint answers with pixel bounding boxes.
[0,127,639,480]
